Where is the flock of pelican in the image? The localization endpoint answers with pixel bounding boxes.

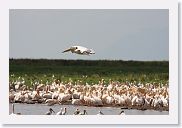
[9,78,169,112]
[9,46,169,115]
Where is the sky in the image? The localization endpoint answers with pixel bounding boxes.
[9,9,169,61]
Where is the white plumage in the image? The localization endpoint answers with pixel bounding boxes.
[62,46,95,55]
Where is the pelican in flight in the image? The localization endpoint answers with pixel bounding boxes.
[62,46,95,55]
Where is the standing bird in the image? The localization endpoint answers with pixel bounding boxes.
[10,104,21,115]
[56,108,63,115]
[62,46,95,55]
[119,110,125,115]
[62,107,67,115]
[56,107,67,115]
[79,110,88,115]
[97,110,104,115]
[73,108,80,115]
[45,108,55,115]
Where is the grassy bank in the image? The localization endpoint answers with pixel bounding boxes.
[9,59,169,86]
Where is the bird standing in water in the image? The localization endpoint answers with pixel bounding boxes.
[79,110,88,115]
[97,110,104,115]
[119,110,125,115]
[10,104,21,115]
[62,107,67,115]
[45,108,55,115]
[56,108,63,115]
[74,108,80,115]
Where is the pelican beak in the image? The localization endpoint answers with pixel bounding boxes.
[62,48,71,53]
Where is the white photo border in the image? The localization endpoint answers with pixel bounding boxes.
[0,0,178,124]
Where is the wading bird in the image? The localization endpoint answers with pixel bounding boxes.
[56,108,63,115]
[45,108,55,115]
[62,46,95,55]
[56,107,67,115]
[79,110,88,115]
[10,104,21,115]
[62,107,67,115]
[119,110,125,115]
[73,108,80,115]
[97,110,104,115]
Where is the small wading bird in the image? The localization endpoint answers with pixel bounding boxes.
[79,110,88,115]
[62,46,95,55]
[73,108,80,115]
[119,110,125,115]
[10,104,21,115]
[56,108,63,115]
[45,108,55,115]
[97,110,104,115]
[56,107,67,115]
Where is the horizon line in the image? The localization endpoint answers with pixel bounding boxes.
[9,58,169,62]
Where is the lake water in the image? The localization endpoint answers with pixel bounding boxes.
[9,103,169,115]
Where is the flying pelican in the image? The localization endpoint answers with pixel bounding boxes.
[62,46,95,55]
[45,108,55,115]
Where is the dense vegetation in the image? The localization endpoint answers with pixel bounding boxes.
[9,59,169,86]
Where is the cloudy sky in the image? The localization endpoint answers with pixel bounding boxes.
[9,9,168,60]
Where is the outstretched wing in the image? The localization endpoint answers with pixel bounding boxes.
[82,49,91,55]
[89,49,95,54]
[83,49,95,55]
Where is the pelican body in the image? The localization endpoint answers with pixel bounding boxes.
[62,46,95,55]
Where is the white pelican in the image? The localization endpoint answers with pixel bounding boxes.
[62,46,95,55]
[45,108,55,115]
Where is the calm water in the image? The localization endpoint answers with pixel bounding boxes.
[9,103,169,115]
